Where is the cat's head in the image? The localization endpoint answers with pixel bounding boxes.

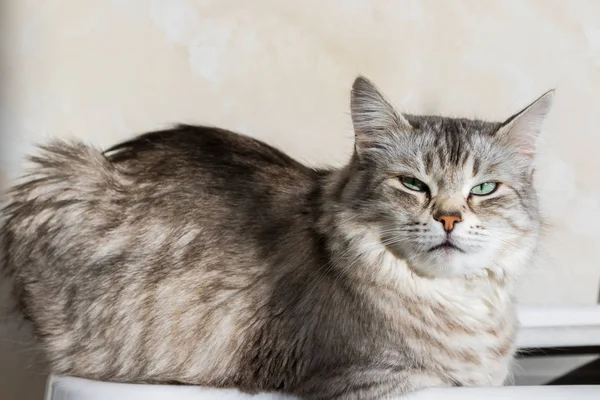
[340,76,553,279]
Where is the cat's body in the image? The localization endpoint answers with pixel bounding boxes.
[1,77,553,399]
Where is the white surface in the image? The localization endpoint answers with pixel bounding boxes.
[46,376,600,400]
[403,385,600,400]
[519,306,600,328]
[517,306,600,348]
[45,376,290,400]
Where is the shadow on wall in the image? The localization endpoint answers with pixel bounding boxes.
[0,279,47,400]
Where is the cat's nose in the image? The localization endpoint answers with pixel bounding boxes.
[434,213,463,232]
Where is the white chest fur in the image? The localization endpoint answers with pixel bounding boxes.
[361,250,518,387]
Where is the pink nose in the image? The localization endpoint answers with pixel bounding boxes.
[435,214,462,232]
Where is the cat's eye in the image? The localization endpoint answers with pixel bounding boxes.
[400,177,428,192]
[470,182,498,196]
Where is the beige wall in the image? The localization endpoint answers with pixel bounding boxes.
[1,1,600,398]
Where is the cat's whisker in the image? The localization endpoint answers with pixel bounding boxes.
[477,233,519,250]
[380,239,413,247]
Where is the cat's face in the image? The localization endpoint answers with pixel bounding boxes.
[343,77,553,278]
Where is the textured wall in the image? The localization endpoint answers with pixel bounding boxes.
[1,1,600,398]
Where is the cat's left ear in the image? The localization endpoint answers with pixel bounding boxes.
[495,90,555,158]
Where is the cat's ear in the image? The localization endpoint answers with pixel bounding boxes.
[495,90,555,158]
[351,76,412,152]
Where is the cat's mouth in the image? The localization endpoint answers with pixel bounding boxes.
[429,240,464,253]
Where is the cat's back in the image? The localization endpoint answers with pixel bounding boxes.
[100,125,325,242]
[3,125,323,265]
[106,125,318,194]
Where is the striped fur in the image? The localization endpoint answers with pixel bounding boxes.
[0,77,553,399]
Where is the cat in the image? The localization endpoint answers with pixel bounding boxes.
[1,76,553,399]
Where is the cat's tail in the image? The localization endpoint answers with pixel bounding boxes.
[0,139,125,281]
[5,140,123,205]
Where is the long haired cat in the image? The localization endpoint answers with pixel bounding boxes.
[1,77,553,399]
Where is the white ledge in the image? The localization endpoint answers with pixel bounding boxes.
[46,376,600,400]
[517,306,600,348]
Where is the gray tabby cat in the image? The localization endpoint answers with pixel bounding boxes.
[1,77,553,399]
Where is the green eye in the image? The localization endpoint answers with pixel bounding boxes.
[470,182,498,196]
[400,177,429,192]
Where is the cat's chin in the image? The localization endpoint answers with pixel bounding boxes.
[406,249,498,280]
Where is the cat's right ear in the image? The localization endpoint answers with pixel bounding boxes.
[350,76,412,153]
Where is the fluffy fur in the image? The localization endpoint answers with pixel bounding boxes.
[0,77,553,399]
